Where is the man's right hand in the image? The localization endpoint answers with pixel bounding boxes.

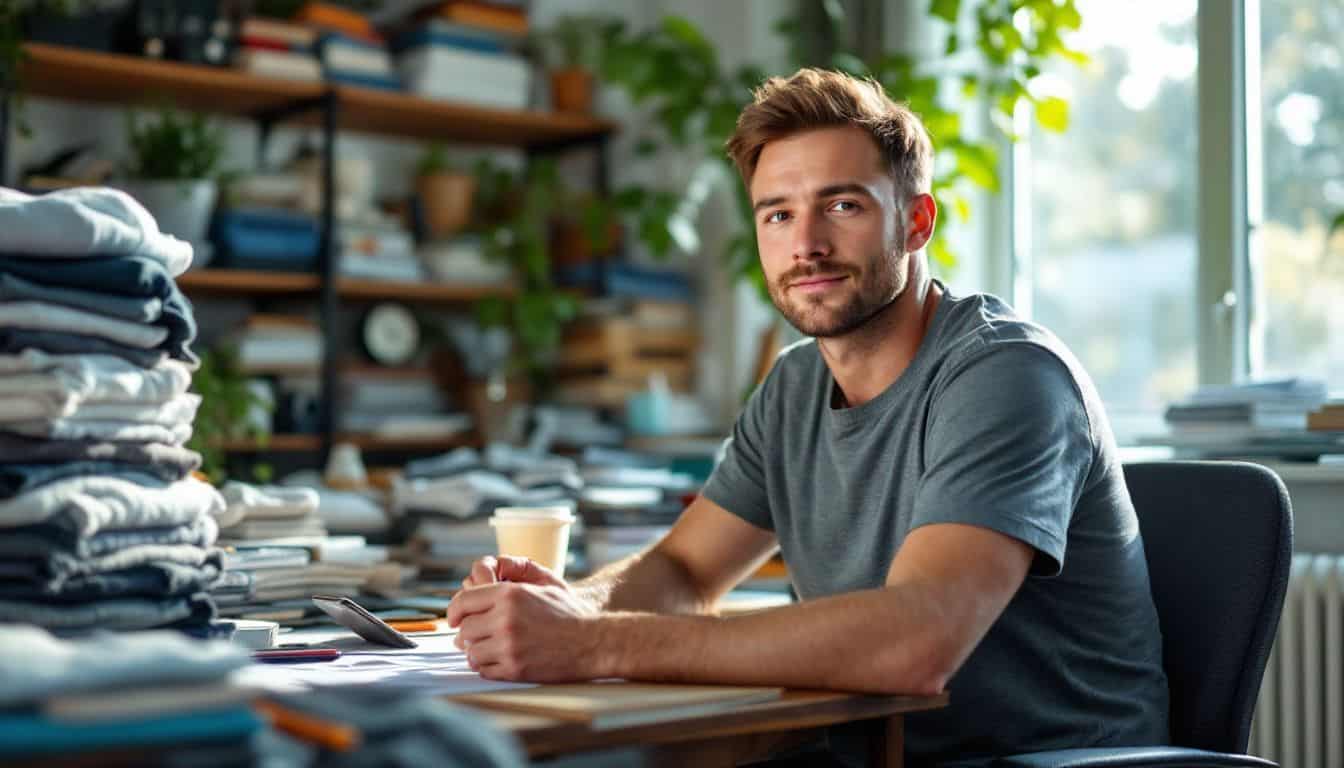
[452,555,595,653]
[459,555,568,591]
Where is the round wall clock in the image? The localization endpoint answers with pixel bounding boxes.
[360,302,420,366]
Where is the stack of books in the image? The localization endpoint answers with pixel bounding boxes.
[227,315,324,373]
[1163,378,1328,435]
[391,2,531,109]
[338,222,422,282]
[293,2,381,44]
[418,236,514,286]
[211,206,320,272]
[233,17,321,82]
[1308,400,1344,432]
[340,370,472,441]
[317,32,400,91]
[1150,378,1339,458]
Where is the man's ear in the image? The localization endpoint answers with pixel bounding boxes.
[903,193,937,252]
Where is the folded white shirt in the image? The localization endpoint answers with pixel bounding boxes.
[0,350,192,403]
[0,301,169,349]
[0,475,225,538]
[1,418,192,445]
[0,392,200,426]
[0,186,193,276]
[219,482,320,526]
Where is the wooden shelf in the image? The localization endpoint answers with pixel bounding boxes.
[335,84,616,148]
[177,269,320,295]
[337,277,515,303]
[21,43,616,148]
[215,434,321,452]
[341,362,434,379]
[22,43,324,119]
[337,433,477,451]
[215,433,475,453]
[176,269,514,303]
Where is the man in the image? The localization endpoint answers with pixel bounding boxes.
[448,68,1170,765]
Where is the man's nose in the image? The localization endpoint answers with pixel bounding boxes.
[792,210,832,262]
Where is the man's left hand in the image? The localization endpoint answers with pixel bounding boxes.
[447,582,611,682]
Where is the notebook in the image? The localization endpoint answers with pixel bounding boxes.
[453,682,783,730]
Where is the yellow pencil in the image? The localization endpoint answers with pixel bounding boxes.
[255,700,361,752]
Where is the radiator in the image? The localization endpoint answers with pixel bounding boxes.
[1248,554,1344,768]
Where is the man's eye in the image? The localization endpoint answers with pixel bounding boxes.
[831,200,859,213]
[765,211,789,224]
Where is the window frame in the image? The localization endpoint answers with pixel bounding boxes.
[1001,0,1261,398]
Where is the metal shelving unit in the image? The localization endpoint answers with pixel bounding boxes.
[1,43,615,461]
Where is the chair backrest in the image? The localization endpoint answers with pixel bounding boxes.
[1124,461,1293,753]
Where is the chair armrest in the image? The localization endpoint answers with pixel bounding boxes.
[993,747,1278,768]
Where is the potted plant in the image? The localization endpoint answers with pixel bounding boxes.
[531,14,616,114]
[120,106,224,251]
[188,346,273,484]
[468,157,580,388]
[416,142,475,241]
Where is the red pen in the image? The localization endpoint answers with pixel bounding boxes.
[253,648,341,663]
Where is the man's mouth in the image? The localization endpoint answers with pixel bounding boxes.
[789,274,849,292]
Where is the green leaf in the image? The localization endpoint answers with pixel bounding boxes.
[1034,96,1070,132]
[821,0,846,25]
[1058,46,1090,66]
[707,100,741,142]
[1330,212,1344,237]
[951,142,999,192]
[929,234,958,269]
[634,138,659,157]
[1059,1,1083,29]
[944,32,960,56]
[930,0,961,24]
[830,52,869,77]
[661,15,711,52]
[474,297,510,328]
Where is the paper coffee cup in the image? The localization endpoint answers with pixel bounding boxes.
[488,506,576,577]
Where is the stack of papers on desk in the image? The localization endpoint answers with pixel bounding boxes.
[234,625,532,698]
[453,682,783,730]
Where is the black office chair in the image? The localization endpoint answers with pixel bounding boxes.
[995,461,1292,768]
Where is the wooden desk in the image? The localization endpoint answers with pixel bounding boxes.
[467,688,949,768]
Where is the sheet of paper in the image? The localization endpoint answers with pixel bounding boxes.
[234,627,536,697]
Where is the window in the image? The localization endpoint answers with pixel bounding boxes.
[1021,0,1199,438]
[1253,0,1344,384]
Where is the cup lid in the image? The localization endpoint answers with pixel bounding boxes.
[490,506,575,522]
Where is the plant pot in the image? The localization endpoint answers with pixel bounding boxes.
[117,178,217,245]
[550,68,594,114]
[551,217,622,267]
[417,171,476,240]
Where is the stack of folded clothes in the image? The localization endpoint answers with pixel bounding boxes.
[0,624,263,764]
[0,186,227,634]
[217,481,326,541]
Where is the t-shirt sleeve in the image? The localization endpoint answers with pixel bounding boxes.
[700,366,776,532]
[912,343,1094,576]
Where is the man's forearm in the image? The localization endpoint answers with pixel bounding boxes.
[572,547,711,615]
[590,583,961,695]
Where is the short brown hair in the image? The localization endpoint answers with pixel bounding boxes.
[725,68,934,204]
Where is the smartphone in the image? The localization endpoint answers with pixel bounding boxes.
[312,594,418,649]
[253,647,341,663]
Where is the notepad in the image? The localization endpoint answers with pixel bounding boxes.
[453,682,783,730]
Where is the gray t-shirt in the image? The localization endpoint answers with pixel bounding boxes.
[702,286,1169,765]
